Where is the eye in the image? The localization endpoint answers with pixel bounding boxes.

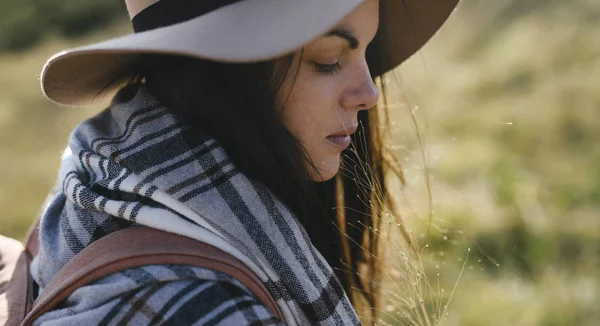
[311,61,341,76]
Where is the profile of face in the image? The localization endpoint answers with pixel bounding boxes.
[277,0,380,182]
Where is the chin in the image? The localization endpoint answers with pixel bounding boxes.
[312,155,341,182]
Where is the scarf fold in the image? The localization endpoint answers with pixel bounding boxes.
[31,86,359,325]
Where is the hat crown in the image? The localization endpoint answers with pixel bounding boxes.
[126,0,243,33]
[126,0,160,19]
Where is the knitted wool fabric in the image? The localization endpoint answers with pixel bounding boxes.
[31,85,359,325]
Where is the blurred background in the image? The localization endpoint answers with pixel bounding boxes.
[0,0,598,325]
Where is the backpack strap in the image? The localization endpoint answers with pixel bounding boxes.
[22,226,284,325]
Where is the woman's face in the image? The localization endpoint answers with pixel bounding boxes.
[277,0,380,182]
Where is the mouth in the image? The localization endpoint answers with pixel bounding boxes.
[326,125,358,149]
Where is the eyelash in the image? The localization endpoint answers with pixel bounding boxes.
[312,61,341,76]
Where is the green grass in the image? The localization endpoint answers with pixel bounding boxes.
[378,1,600,324]
[0,21,131,240]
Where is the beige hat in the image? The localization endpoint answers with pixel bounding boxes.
[41,0,459,106]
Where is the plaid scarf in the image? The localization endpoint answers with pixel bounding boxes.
[31,85,359,325]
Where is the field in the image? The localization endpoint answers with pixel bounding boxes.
[1,1,598,325]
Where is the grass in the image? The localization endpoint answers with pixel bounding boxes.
[0,21,131,240]
[0,0,599,324]
[378,1,600,324]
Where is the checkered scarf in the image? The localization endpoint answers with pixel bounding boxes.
[31,85,359,325]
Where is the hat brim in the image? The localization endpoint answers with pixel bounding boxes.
[41,0,459,106]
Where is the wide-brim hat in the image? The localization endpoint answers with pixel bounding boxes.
[41,0,459,106]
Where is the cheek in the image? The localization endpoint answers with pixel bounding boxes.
[279,71,346,181]
[281,78,337,146]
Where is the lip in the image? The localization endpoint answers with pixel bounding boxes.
[329,125,358,137]
[326,135,352,149]
[326,125,358,149]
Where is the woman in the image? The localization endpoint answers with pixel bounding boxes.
[31,0,458,324]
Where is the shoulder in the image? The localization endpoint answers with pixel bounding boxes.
[33,265,283,326]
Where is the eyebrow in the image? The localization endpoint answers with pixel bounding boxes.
[325,27,359,50]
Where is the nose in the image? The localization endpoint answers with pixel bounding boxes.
[340,64,380,111]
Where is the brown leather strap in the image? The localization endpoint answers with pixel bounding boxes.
[23,222,40,260]
[22,227,284,325]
